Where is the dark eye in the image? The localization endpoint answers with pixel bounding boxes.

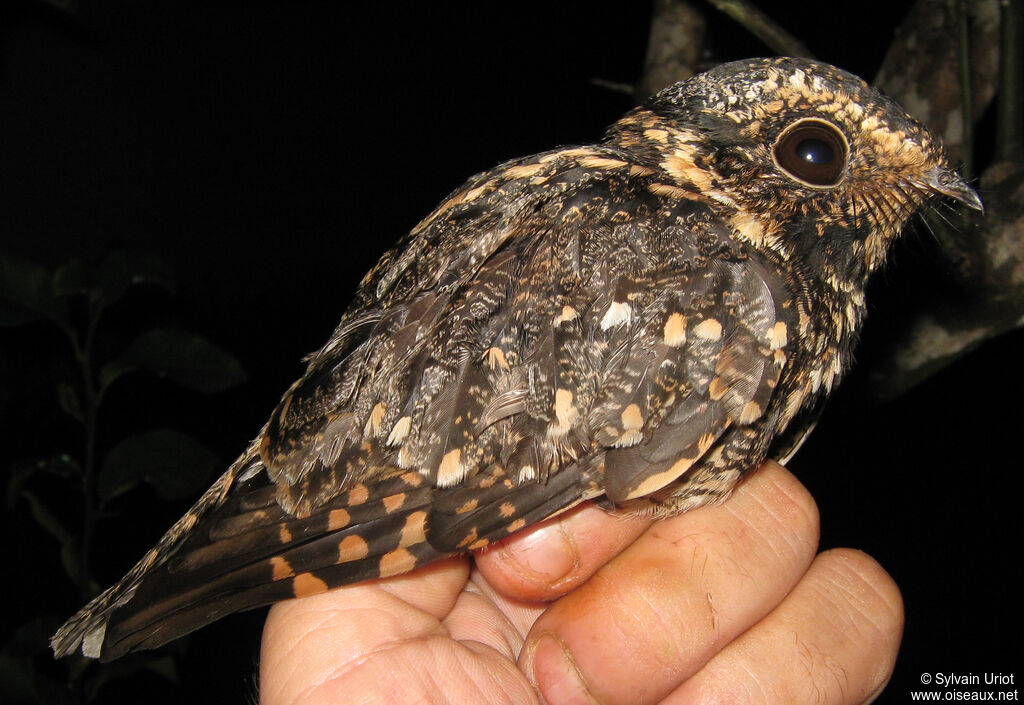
[773,120,848,186]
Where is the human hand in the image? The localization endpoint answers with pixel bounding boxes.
[260,461,903,705]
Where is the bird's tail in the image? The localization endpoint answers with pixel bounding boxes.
[50,447,450,661]
[51,445,599,661]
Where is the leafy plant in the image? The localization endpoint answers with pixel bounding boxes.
[0,251,246,703]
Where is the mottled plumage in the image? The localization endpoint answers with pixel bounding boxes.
[52,57,981,661]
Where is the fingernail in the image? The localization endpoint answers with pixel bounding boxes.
[501,524,577,581]
[529,633,599,705]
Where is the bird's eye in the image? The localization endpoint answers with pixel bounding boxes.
[773,120,848,187]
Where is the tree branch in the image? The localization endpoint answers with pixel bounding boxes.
[636,0,707,100]
[866,0,1023,399]
[702,0,813,58]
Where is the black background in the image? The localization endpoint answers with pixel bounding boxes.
[1,1,1019,702]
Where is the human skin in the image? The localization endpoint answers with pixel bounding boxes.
[260,461,904,705]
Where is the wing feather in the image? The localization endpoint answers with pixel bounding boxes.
[52,146,800,661]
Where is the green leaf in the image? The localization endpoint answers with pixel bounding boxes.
[0,649,36,705]
[91,251,175,308]
[52,258,89,298]
[125,252,176,293]
[0,254,68,326]
[20,491,72,545]
[59,538,82,588]
[96,358,133,391]
[5,454,80,508]
[0,617,64,705]
[81,652,176,703]
[98,429,220,503]
[4,616,60,654]
[36,0,80,17]
[56,382,84,423]
[101,328,246,394]
[144,654,179,684]
[90,251,132,308]
[50,252,174,310]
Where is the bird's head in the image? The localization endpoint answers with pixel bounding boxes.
[608,57,982,287]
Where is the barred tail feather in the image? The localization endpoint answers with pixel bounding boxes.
[49,445,263,659]
[50,448,447,661]
[100,500,447,660]
[52,445,603,661]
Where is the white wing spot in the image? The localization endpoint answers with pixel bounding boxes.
[387,416,412,446]
[767,321,788,350]
[808,368,823,393]
[693,318,723,340]
[484,346,510,370]
[364,402,387,436]
[600,301,632,330]
[548,389,579,439]
[516,464,537,483]
[614,429,644,447]
[437,449,467,487]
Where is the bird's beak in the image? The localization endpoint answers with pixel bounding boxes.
[924,166,984,213]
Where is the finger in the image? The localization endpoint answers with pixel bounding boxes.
[260,558,487,705]
[474,501,653,602]
[666,549,904,705]
[460,567,549,638]
[518,461,820,705]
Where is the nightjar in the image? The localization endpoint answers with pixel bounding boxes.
[52,57,982,660]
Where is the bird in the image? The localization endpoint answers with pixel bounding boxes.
[52,56,982,661]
